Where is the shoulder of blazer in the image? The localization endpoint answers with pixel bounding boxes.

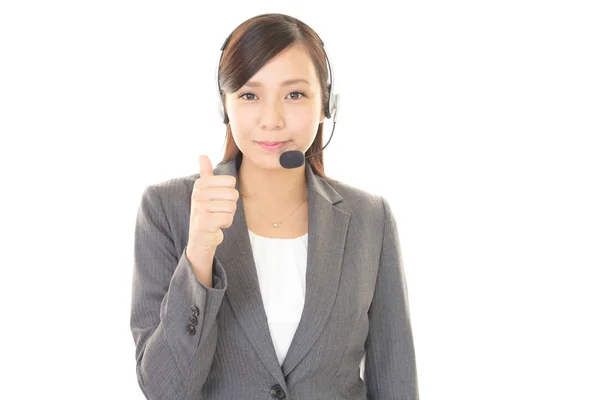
[140,173,198,207]
[325,177,387,217]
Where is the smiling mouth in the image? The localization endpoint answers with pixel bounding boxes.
[256,141,287,151]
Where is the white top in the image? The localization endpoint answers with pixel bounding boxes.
[248,229,308,366]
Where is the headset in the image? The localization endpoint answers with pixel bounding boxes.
[215,24,340,126]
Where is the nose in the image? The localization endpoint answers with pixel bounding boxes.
[259,99,284,130]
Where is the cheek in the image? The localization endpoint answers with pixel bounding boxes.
[228,109,255,132]
[288,105,321,127]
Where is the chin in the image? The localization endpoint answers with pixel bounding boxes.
[243,151,283,170]
[262,155,285,170]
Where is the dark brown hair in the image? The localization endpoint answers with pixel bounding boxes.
[217,13,332,179]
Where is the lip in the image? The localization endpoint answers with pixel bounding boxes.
[256,141,287,151]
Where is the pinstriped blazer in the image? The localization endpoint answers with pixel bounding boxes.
[130,156,419,399]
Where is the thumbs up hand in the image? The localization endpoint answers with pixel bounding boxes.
[186,155,239,264]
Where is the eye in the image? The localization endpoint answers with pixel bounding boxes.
[239,93,257,101]
[288,91,306,100]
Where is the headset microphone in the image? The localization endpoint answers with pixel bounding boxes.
[279,103,338,168]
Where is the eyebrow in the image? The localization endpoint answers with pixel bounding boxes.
[243,78,311,87]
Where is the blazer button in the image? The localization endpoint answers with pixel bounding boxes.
[188,315,198,325]
[191,305,199,316]
[186,324,196,335]
[270,384,286,399]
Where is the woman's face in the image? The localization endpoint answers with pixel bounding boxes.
[225,43,326,170]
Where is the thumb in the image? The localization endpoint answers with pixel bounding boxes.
[199,155,214,177]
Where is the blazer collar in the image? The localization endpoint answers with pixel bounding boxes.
[212,155,350,382]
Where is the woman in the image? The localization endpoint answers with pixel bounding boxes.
[130,13,419,399]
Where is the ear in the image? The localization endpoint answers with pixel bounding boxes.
[319,108,326,124]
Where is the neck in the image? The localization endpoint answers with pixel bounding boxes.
[238,156,308,204]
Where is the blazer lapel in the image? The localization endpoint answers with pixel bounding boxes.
[212,156,350,381]
[280,168,350,377]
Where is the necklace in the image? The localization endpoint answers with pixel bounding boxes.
[241,194,308,228]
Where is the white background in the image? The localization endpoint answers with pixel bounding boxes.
[1,1,598,399]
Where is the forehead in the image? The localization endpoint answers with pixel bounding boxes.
[246,43,319,85]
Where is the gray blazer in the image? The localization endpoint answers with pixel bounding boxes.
[130,157,419,400]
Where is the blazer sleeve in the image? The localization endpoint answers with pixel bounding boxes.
[364,196,420,400]
[130,185,228,400]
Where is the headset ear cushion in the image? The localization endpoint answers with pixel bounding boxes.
[330,93,340,122]
[217,100,224,120]
[325,91,334,119]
